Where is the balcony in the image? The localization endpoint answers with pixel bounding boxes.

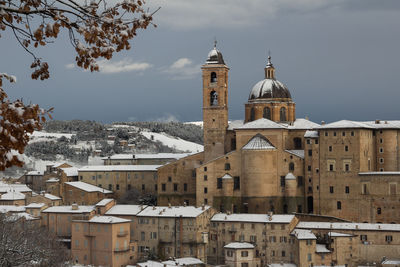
[117,231,128,237]
[228,227,237,233]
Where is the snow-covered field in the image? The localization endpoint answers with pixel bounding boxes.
[141,131,203,153]
[28,131,75,144]
[185,121,203,128]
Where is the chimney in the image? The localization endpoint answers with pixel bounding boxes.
[152,206,156,210]
[321,121,326,126]
[168,203,172,209]
[305,116,309,121]
[71,203,79,210]
[355,224,359,230]
[375,119,380,124]
[183,201,187,207]
[202,203,205,210]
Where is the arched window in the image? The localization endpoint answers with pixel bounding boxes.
[210,91,218,106]
[280,107,286,121]
[250,108,255,121]
[210,72,217,83]
[289,162,295,171]
[263,107,271,120]
[294,137,302,149]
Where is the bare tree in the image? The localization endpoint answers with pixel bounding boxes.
[0,0,157,170]
[0,214,69,266]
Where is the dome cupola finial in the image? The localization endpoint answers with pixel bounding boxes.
[265,50,275,79]
[205,39,225,65]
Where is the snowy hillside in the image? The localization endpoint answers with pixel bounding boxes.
[141,131,203,153]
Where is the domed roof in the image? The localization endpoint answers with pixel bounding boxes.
[249,78,291,100]
[206,41,225,65]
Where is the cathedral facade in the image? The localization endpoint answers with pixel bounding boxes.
[158,45,400,224]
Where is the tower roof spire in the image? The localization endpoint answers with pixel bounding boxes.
[264,50,275,79]
[266,50,273,68]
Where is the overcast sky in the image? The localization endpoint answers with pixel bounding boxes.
[2,0,400,124]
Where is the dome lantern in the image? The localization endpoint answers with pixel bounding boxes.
[264,55,275,79]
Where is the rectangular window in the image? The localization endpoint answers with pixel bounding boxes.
[173,183,178,192]
[333,132,337,136]
[168,176,172,182]
[116,184,120,190]
[385,235,393,242]
[330,186,334,193]
[345,186,350,194]
[192,170,196,178]
[362,183,368,195]
[127,184,131,190]
[315,139,319,144]
[329,146,332,152]
[184,183,187,191]
[234,176,240,190]
[204,175,208,181]
[280,176,285,187]
[307,253,312,261]
[204,167,207,171]
[108,184,112,190]
[325,132,328,136]
[351,131,354,136]
[345,145,349,151]
[217,178,223,189]
[308,149,312,156]
[204,187,208,194]
[342,131,346,136]
[330,164,334,171]
[345,164,350,172]
[360,235,367,241]
[307,165,311,171]
[241,251,248,257]
[297,176,303,187]
[380,138,383,144]
[306,139,311,144]
[155,184,158,191]
[162,183,166,192]
[337,201,341,210]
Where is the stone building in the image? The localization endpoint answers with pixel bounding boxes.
[71,215,136,267]
[135,205,215,262]
[102,153,190,166]
[158,44,400,224]
[78,165,160,199]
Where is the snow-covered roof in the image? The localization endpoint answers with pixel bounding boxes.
[296,221,400,232]
[61,167,78,177]
[44,193,61,200]
[359,171,400,176]
[242,134,276,150]
[0,182,32,193]
[65,182,112,194]
[25,203,46,208]
[317,120,373,129]
[136,261,170,267]
[1,191,26,200]
[137,206,211,218]
[363,120,400,129]
[95,198,114,207]
[224,242,254,249]
[268,264,296,267]
[26,170,44,176]
[89,215,130,224]
[46,178,59,183]
[291,229,317,240]
[102,153,190,160]
[382,259,400,265]
[161,257,204,266]
[228,120,244,130]
[285,172,296,180]
[42,205,94,214]
[285,149,304,159]
[0,205,26,213]
[6,212,38,222]
[328,232,354,237]
[211,213,295,224]
[236,118,286,130]
[287,118,320,130]
[222,174,232,179]
[105,205,146,216]
[78,165,161,172]
[316,244,330,253]
[304,130,319,138]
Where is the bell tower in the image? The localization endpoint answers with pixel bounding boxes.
[202,41,229,162]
